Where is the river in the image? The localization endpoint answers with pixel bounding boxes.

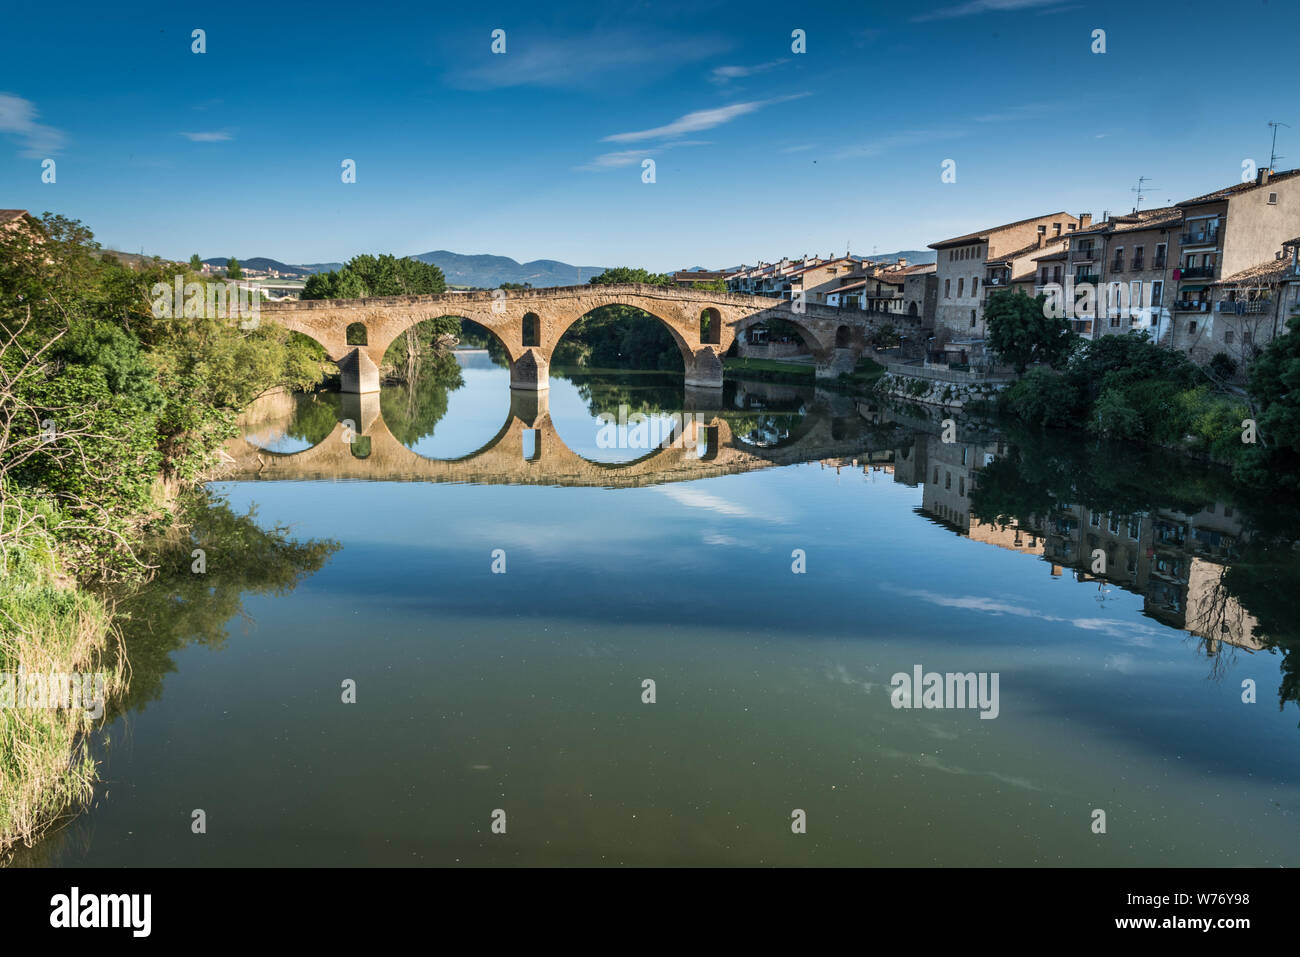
[14,350,1300,866]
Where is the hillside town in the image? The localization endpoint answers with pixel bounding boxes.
[677,167,1300,376]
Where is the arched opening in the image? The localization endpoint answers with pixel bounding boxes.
[349,436,372,459]
[835,325,850,348]
[522,312,540,348]
[908,301,919,317]
[700,308,721,345]
[346,322,368,346]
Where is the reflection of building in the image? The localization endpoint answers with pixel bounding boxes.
[895,430,1263,651]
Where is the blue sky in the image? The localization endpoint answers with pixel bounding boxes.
[2,0,1295,271]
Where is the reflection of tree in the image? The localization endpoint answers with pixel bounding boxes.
[111,492,339,712]
[378,351,465,446]
[969,422,1239,526]
[284,392,343,446]
[561,372,685,419]
[1222,544,1300,723]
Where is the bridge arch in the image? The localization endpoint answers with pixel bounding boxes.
[731,312,830,359]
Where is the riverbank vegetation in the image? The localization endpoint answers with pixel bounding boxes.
[0,213,327,857]
[984,289,1300,488]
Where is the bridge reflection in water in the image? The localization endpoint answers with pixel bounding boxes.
[222,383,898,488]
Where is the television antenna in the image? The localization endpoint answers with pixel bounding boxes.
[1268,121,1289,170]
[1130,175,1156,211]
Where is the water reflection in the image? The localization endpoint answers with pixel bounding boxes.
[12,358,1300,867]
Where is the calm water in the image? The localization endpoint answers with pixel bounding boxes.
[15,352,1300,866]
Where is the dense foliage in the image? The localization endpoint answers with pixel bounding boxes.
[997,331,1251,469]
[301,253,447,300]
[984,289,1073,373]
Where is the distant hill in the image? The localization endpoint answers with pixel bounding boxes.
[866,249,935,265]
[201,257,337,277]
[408,250,608,289]
[198,252,607,287]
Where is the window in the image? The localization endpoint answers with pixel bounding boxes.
[1151,281,1163,306]
[1091,512,1101,527]
[944,278,951,298]
[1053,223,1062,236]
[1130,281,1142,315]
[1053,265,1063,283]
[970,309,977,327]
[961,447,968,465]
[945,472,951,490]
[1041,267,1049,284]
[1268,192,1278,205]
[959,478,965,496]
[973,277,980,294]
[1037,225,1047,236]
[1243,330,1253,344]
[1113,247,1124,271]
[958,278,964,297]
[1225,330,1234,345]
[1188,320,1198,335]
[1132,246,1144,270]
[1154,243,1167,268]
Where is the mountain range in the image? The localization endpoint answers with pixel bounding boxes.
[197,247,936,287]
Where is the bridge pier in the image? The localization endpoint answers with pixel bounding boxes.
[682,384,725,413]
[338,348,380,394]
[508,388,550,427]
[510,348,549,392]
[340,391,381,436]
[684,347,724,389]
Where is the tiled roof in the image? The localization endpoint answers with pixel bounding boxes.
[1284,237,1300,247]
[928,211,1073,250]
[1178,168,1300,206]
[0,209,31,224]
[986,235,1068,265]
[1212,255,1296,286]
[1073,205,1183,237]
[1030,248,1068,262]
[832,280,867,293]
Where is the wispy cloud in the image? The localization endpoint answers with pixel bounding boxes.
[448,29,728,91]
[709,59,787,83]
[0,93,66,157]
[833,128,965,160]
[972,102,1057,124]
[180,130,233,142]
[602,95,804,144]
[574,140,709,172]
[913,0,1063,21]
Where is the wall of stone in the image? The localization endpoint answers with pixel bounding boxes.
[872,371,1010,409]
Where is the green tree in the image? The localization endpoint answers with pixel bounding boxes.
[189,254,203,271]
[589,266,672,287]
[1237,315,1300,489]
[226,257,242,278]
[985,289,1074,373]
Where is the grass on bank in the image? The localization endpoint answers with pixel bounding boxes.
[0,496,126,860]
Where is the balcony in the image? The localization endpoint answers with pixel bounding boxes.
[1181,228,1220,246]
[1152,257,1167,270]
[1218,300,1273,315]
[1178,265,1216,279]
[1073,247,1099,261]
[984,274,1010,287]
[1075,272,1101,285]
[1110,259,1125,273]
[1174,300,1208,312]
[1130,259,1145,272]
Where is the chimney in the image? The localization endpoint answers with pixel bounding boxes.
[897,258,907,267]
[1079,213,1093,229]
[1258,167,1272,186]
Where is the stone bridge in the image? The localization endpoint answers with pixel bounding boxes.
[259,284,919,393]
[219,390,900,489]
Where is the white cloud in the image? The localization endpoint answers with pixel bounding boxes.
[181,130,233,142]
[602,96,804,144]
[710,59,787,83]
[0,93,66,157]
[913,0,1064,21]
